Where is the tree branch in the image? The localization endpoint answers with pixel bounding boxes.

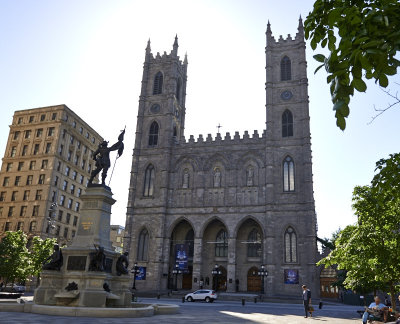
[368,82,400,124]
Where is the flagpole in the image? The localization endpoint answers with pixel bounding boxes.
[107,126,126,187]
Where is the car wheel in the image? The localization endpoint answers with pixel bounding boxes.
[205,297,211,303]
[187,296,193,302]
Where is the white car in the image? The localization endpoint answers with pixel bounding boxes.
[2,283,25,293]
[185,289,217,303]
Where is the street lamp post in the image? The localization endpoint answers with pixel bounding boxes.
[131,262,140,290]
[257,264,268,295]
[211,264,222,291]
[172,263,182,291]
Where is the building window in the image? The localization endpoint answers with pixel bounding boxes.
[81,159,86,170]
[281,56,291,81]
[48,127,55,136]
[72,121,76,128]
[79,175,84,184]
[70,135,74,145]
[41,159,48,169]
[13,131,20,140]
[63,227,69,238]
[29,221,37,232]
[52,112,57,120]
[77,188,82,197]
[283,156,295,192]
[35,190,42,200]
[8,206,14,217]
[143,164,155,197]
[284,226,297,263]
[73,216,78,227]
[51,190,57,202]
[60,195,65,206]
[26,175,33,185]
[29,160,36,170]
[70,184,75,194]
[247,229,262,257]
[36,128,43,137]
[18,162,24,171]
[33,144,40,155]
[11,191,17,201]
[5,222,11,231]
[57,162,62,171]
[0,207,3,216]
[17,222,24,231]
[3,177,10,186]
[40,114,46,121]
[59,144,64,155]
[6,163,12,172]
[75,202,80,212]
[10,146,17,157]
[72,171,77,180]
[29,116,34,123]
[32,205,39,216]
[0,192,5,201]
[67,151,72,161]
[54,176,59,186]
[153,71,163,95]
[38,174,45,184]
[282,110,293,138]
[66,213,71,224]
[67,198,73,209]
[55,225,61,236]
[23,190,29,201]
[62,129,67,139]
[137,229,149,261]
[14,176,21,186]
[62,180,68,191]
[72,230,76,238]
[22,145,28,156]
[58,210,63,221]
[65,166,70,176]
[45,142,51,154]
[20,206,27,217]
[25,130,31,139]
[215,230,228,257]
[148,122,159,147]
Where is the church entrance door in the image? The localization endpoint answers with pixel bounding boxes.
[213,266,227,291]
[247,267,261,292]
[182,266,192,290]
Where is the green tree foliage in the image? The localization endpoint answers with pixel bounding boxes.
[29,236,56,280]
[305,0,400,130]
[0,231,30,284]
[318,153,400,307]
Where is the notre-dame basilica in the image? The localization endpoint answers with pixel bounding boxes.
[124,18,319,298]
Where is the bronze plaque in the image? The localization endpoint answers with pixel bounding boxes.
[67,256,87,271]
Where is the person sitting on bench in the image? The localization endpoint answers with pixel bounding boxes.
[362,296,388,324]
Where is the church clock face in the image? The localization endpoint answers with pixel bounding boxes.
[150,104,161,114]
[281,90,293,101]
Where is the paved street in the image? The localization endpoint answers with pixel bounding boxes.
[0,298,363,323]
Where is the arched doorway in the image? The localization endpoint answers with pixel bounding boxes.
[247,267,261,292]
[169,220,194,290]
[213,265,227,291]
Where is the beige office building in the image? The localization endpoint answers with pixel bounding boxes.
[0,105,103,245]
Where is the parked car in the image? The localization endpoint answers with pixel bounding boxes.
[2,283,26,293]
[185,289,217,303]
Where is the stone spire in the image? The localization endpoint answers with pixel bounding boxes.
[297,15,304,39]
[145,38,151,61]
[183,52,188,65]
[266,20,273,47]
[172,34,179,56]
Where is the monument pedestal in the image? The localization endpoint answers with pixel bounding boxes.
[34,185,131,308]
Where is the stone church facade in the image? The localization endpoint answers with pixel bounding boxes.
[124,19,319,297]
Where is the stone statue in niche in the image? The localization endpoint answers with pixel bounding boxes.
[182,169,190,189]
[213,168,221,188]
[116,252,129,276]
[42,244,63,270]
[88,245,106,272]
[246,167,254,186]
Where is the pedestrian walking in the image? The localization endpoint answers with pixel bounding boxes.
[302,284,312,318]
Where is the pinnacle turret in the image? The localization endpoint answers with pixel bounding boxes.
[172,34,179,56]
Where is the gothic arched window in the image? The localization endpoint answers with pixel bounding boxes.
[282,110,293,137]
[281,56,291,81]
[283,156,295,192]
[247,228,262,257]
[153,72,163,95]
[143,164,155,197]
[137,229,149,261]
[215,229,228,257]
[148,121,159,147]
[284,226,297,263]
[176,78,181,101]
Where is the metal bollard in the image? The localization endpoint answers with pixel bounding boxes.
[254,297,257,303]
[242,298,245,306]
[182,296,185,303]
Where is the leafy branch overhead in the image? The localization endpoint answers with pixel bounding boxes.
[304,0,400,130]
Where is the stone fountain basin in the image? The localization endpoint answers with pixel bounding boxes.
[0,302,179,317]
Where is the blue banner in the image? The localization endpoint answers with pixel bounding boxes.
[175,244,188,270]
[135,266,146,280]
[284,269,299,284]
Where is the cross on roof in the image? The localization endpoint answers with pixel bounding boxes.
[217,123,222,134]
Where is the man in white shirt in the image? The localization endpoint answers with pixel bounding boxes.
[362,296,388,324]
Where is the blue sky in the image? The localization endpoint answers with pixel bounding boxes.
[0,0,399,239]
